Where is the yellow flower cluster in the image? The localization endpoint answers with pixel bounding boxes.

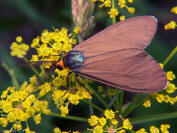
[54,127,80,133]
[135,124,170,133]
[88,109,133,133]
[4,27,91,132]
[52,82,92,117]
[10,36,29,58]
[164,6,177,30]
[30,27,76,68]
[0,79,50,132]
[90,0,135,20]
[143,70,177,108]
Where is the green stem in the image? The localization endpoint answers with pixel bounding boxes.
[163,46,177,66]
[49,112,88,123]
[107,86,116,109]
[2,62,20,89]
[118,90,124,114]
[115,89,120,111]
[83,100,104,112]
[78,77,110,109]
[24,57,40,78]
[124,95,151,117]
[131,111,177,125]
[112,0,116,24]
[123,94,142,116]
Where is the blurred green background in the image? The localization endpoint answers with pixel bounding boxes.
[0,0,177,132]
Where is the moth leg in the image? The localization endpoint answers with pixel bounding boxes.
[75,75,92,95]
[62,71,73,97]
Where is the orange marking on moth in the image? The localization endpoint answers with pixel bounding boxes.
[56,59,65,69]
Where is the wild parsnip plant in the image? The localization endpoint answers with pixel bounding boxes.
[0,0,177,133]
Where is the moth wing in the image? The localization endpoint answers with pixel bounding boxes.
[73,16,158,57]
[77,49,167,93]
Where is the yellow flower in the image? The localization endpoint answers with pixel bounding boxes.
[104,0,111,7]
[88,115,99,126]
[34,114,41,124]
[13,123,22,130]
[0,117,8,127]
[10,42,29,58]
[171,6,177,14]
[104,109,115,119]
[123,119,133,130]
[166,83,176,94]
[163,95,171,103]
[73,26,80,34]
[111,119,118,125]
[93,125,103,133]
[25,128,35,133]
[16,36,23,43]
[54,127,61,133]
[68,94,80,105]
[143,100,151,107]
[127,7,136,14]
[166,71,175,81]
[118,0,126,8]
[108,8,119,18]
[73,131,80,133]
[155,94,164,103]
[39,82,52,97]
[128,0,133,3]
[60,106,69,117]
[136,128,147,133]
[31,37,40,48]
[160,124,170,133]
[164,21,176,30]
[150,126,159,133]
[99,117,106,126]
[119,15,125,21]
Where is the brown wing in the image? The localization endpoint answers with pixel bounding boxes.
[73,16,158,57]
[77,49,167,93]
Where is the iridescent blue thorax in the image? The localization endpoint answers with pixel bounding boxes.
[63,50,84,71]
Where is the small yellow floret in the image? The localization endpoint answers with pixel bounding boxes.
[166,83,176,94]
[16,36,23,43]
[120,15,125,21]
[104,0,111,7]
[99,117,106,126]
[123,119,133,130]
[54,127,61,133]
[164,21,176,30]
[0,117,8,127]
[88,115,99,126]
[143,100,151,107]
[73,26,80,34]
[34,114,41,124]
[160,124,170,133]
[93,125,103,133]
[104,109,115,119]
[166,71,176,81]
[60,106,69,117]
[171,6,177,14]
[136,128,147,133]
[150,126,159,133]
[127,7,136,14]
[108,8,119,18]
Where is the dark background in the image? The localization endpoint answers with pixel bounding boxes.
[0,0,177,132]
